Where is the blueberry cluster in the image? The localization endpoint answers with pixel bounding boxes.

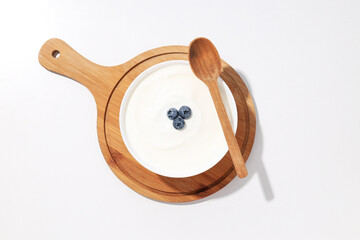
[167,106,192,130]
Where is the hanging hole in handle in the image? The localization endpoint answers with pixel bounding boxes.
[52,50,60,58]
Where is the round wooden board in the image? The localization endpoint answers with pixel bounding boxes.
[39,39,256,202]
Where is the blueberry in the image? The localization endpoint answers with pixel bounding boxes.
[179,106,192,119]
[167,108,178,120]
[173,117,185,130]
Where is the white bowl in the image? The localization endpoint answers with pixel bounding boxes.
[120,60,237,178]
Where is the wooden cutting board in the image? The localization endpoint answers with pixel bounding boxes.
[38,38,256,202]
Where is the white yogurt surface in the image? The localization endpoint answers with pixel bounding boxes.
[120,61,237,177]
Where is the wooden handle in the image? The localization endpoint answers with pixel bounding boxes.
[207,80,248,178]
[38,38,120,102]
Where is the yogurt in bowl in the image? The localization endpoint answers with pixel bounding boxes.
[120,60,237,178]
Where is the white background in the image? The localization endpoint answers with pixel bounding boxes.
[1,0,360,239]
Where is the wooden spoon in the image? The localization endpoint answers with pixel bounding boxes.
[188,37,248,178]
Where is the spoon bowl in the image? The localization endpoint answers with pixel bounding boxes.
[188,38,222,82]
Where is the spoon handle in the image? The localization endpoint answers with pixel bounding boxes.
[207,80,248,178]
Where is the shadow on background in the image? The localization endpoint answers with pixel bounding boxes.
[166,69,274,205]
[209,69,274,201]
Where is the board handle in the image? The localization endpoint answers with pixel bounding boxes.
[38,38,120,101]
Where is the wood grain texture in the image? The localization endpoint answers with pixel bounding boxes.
[38,38,256,202]
[207,81,248,178]
[189,37,248,178]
